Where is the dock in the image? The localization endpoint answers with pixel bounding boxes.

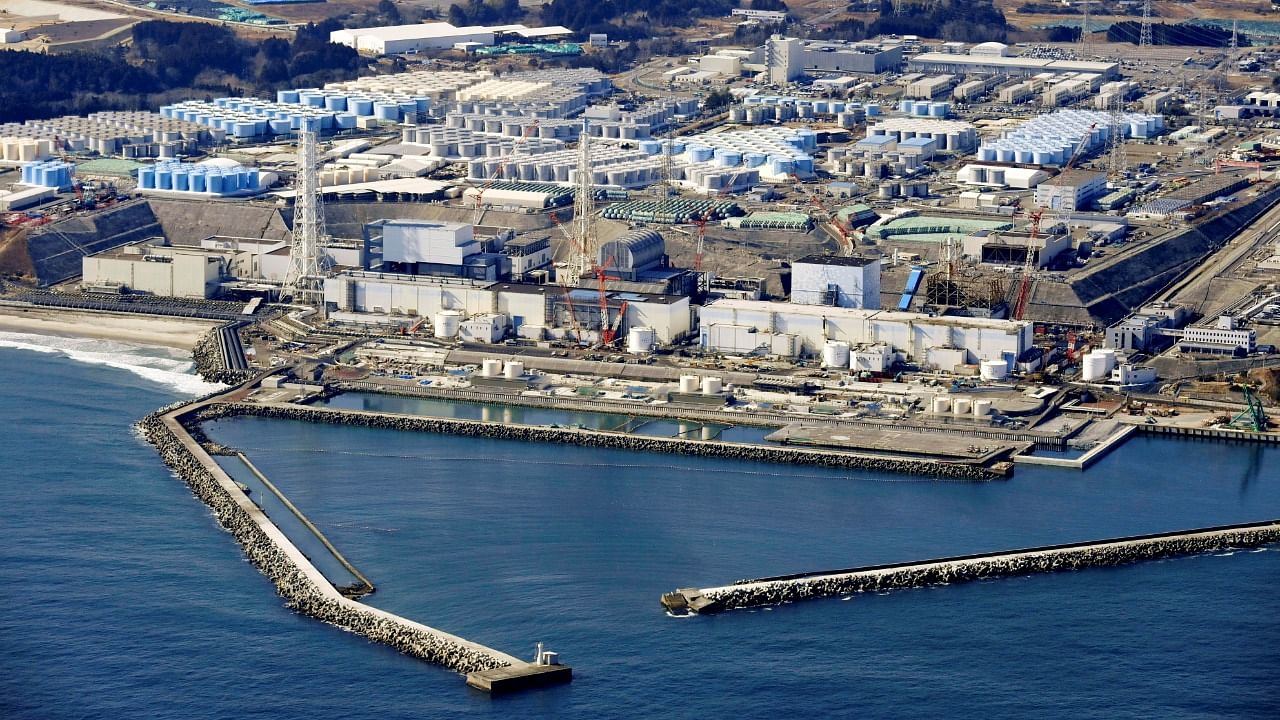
[765,423,1026,466]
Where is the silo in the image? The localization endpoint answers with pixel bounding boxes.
[679,375,700,393]
[952,397,972,416]
[973,399,993,417]
[435,311,463,338]
[503,361,525,380]
[1082,352,1109,381]
[627,327,656,354]
[190,170,206,193]
[481,358,503,377]
[207,173,223,194]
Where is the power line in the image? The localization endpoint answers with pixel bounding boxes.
[1139,0,1153,48]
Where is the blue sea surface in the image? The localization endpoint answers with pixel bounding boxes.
[2,341,1279,719]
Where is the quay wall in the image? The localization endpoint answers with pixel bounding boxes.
[196,401,1004,480]
[668,520,1280,613]
[335,380,1063,451]
[135,401,519,675]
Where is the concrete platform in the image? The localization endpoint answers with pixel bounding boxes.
[466,663,573,694]
[764,424,1024,465]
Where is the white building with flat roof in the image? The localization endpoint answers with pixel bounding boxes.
[908,52,1119,79]
[791,255,881,309]
[699,298,1031,366]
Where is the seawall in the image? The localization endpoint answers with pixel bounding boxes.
[661,520,1280,614]
[135,397,571,690]
[197,401,1005,480]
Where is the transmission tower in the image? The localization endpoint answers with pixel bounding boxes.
[1108,97,1128,178]
[284,118,328,307]
[1079,0,1095,57]
[1230,19,1239,50]
[893,0,906,16]
[1139,0,1153,47]
[564,119,594,287]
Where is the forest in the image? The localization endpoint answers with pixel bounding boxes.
[1107,21,1242,47]
[0,21,364,123]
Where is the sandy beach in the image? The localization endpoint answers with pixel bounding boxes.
[0,304,217,351]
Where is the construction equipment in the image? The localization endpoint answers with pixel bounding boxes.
[1227,385,1269,432]
[792,174,852,255]
[1012,209,1043,320]
[606,300,629,346]
[560,285,585,343]
[692,213,709,271]
[1214,156,1263,181]
[594,256,623,343]
[471,120,539,225]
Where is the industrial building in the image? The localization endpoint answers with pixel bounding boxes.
[365,219,512,281]
[698,298,1032,368]
[790,255,881,309]
[907,48,1119,80]
[766,37,903,84]
[962,228,1071,269]
[322,272,692,345]
[1033,170,1108,212]
[329,22,572,55]
[1179,316,1257,356]
[81,240,228,298]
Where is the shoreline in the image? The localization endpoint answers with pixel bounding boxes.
[0,304,218,351]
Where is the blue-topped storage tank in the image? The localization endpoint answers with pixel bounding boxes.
[899,100,914,114]
[374,102,399,121]
[232,122,255,138]
[318,114,335,129]
[138,166,155,189]
[334,113,357,130]
[714,149,742,167]
[156,166,173,190]
[190,170,206,194]
[744,152,767,168]
[350,98,374,116]
[929,102,949,117]
[246,171,260,190]
[688,145,713,163]
[173,167,190,192]
[300,116,322,133]
[207,173,223,194]
[277,90,300,104]
[413,97,430,112]
[300,92,325,107]
[866,103,881,116]
[793,156,814,173]
[325,95,346,112]
[796,129,817,149]
[269,119,292,134]
[639,140,662,154]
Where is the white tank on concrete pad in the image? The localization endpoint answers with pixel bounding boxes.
[434,310,462,338]
[701,376,723,395]
[953,397,972,416]
[503,361,525,379]
[979,359,1008,381]
[973,399,993,417]
[481,358,503,378]
[627,326,656,354]
[679,375,700,393]
[932,396,951,414]
[822,340,851,369]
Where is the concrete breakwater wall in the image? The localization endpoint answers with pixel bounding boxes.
[191,326,253,385]
[196,401,1004,480]
[663,520,1280,614]
[135,403,516,675]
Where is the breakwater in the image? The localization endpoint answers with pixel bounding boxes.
[196,401,1005,480]
[135,398,573,688]
[661,520,1280,614]
[191,324,253,385]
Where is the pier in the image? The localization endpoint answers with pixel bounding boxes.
[137,392,572,693]
[661,519,1280,614]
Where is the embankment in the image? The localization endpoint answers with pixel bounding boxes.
[663,520,1280,614]
[135,400,518,675]
[193,401,1004,480]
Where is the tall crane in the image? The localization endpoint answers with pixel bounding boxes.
[1012,209,1043,320]
[692,213,709,271]
[594,256,623,344]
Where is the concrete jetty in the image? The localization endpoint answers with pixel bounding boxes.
[661,519,1280,614]
[200,400,1008,480]
[136,394,571,693]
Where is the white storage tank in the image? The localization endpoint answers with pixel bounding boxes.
[932,396,951,414]
[973,399,993,418]
[952,397,973,416]
[434,310,462,338]
[979,359,1009,381]
[1082,352,1109,381]
[679,375,700,394]
[822,340,851,369]
[701,376,723,395]
[627,326,656,354]
[1097,348,1118,373]
[481,358,503,378]
[503,361,525,380]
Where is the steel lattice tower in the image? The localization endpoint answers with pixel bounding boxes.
[284,119,328,306]
[564,119,594,287]
[1139,0,1153,47]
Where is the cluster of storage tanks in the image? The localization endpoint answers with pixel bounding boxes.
[929,395,995,419]
[677,374,724,395]
[976,109,1164,166]
[1,138,54,163]
[0,111,210,158]
[478,358,528,380]
[137,161,262,196]
[674,127,818,180]
[826,146,923,178]
[20,160,75,190]
[897,100,952,118]
[1081,348,1119,382]
[444,114,584,141]
[876,180,930,199]
[413,126,564,161]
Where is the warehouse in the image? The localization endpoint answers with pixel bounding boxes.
[766,37,903,83]
[956,164,1049,189]
[330,22,573,55]
[698,298,1031,367]
[907,52,1119,80]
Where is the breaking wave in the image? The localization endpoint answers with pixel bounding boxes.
[0,330,225,396]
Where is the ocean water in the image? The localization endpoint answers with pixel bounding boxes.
[2,336,1279,719]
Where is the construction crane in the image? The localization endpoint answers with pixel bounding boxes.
[1012,209,1043,320]
[1214,156,1263,181]
[594,256,623,344]
[471,120,539,225]
[692,213,709,271]
[1227,385,1269,432]
[606,300,629,346]
[560,285,585,343]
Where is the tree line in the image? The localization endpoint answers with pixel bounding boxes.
[0,21,365,123]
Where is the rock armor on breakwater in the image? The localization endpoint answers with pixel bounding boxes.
[191,402,1002,480]
[663,521,1280,614]
[191,327,252,385]
[135,404,512,675]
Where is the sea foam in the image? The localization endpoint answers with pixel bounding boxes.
[0,330,226,396]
